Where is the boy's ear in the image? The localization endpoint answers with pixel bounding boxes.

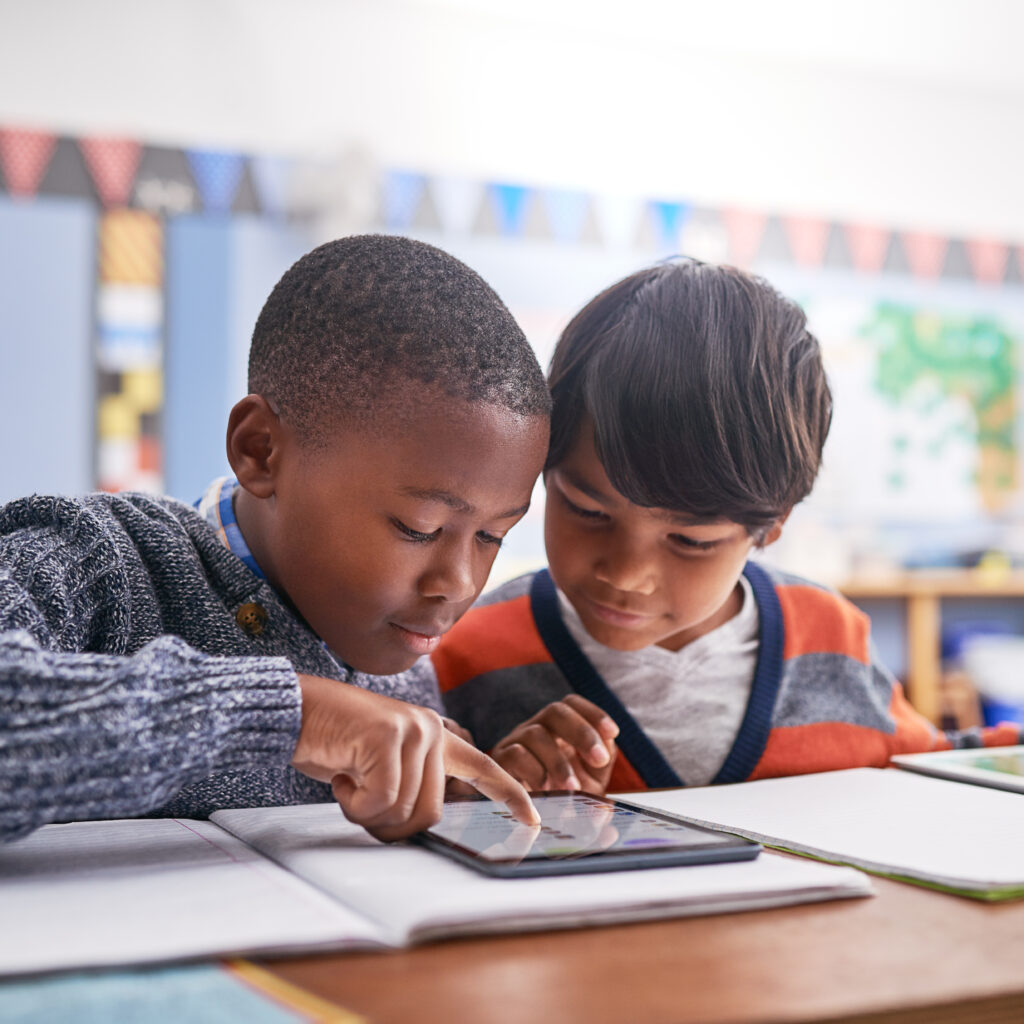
[759,511,791,548]
[226,395,284,499]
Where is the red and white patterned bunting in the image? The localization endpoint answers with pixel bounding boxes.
[722,208,767,267]
[844,223,891,273]
[80,138,143,208]
[0,128,57,198]
[965,239,1009,285]
[782,215,831,267]
[902,231,948,279]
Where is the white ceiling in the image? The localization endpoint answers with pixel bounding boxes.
[1,0,1022,236]
[414,0,1024,96]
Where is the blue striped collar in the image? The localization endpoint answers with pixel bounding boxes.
[195,476,265,580]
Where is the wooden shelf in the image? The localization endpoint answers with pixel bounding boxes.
[840,569,1024,599]
[839,569,1024,724]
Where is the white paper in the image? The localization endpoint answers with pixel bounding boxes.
[0,817,385,976]
[211,802,873,944]
[622,768,1024,892]
[0,801,874,978]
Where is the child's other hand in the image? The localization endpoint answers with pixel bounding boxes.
[292,674,539,841]
[490,695,619,795]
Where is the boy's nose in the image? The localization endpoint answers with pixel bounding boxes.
[593,543,657,596]
[418,543,479,604]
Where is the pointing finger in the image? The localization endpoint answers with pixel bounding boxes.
[443,731,540,826]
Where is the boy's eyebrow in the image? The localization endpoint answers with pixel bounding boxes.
[399,487,531,519]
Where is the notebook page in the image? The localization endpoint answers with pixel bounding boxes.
[0,817,387,976]
[212,802,872,945]
[623,768,1024,892]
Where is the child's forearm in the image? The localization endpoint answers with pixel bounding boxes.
[0,630,301,843]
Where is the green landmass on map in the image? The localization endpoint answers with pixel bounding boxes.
[860,303,1018,512]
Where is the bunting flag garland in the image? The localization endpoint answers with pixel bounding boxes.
[382,170,426,230]
[649,200,690,253]
[679,208,730,263]
[431,175,480,235]
[133,146,199,215]
[250,154,294,220]
[0,128,57,198]
[80,138,143,208]
[757,216,795,263]
[821,223,854,269]
[901,230,949,280]
[486,183,532,237]
[721,207,767,267]
[542,189,592,244]
[783,215,831,267]
[231,163,262,214]
[941,239,974,281]
[38,137,95,199]
[592,194,644,250]
[186,149,246,215]
[881,233,912,276]
[520,192,555,241]
[965,239,1010,285]
[844,223,891,273]
[1,120,1021,287]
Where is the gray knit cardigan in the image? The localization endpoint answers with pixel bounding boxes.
[0,492,443,842]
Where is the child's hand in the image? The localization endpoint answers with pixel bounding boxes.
[490,695,619,795]
[292,674,539,841]
[441,718,480,797]
[441,716,474,745]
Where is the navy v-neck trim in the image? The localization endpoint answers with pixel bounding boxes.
[529,570,683,788]
[528,564,785,789]
[711,561,785,784]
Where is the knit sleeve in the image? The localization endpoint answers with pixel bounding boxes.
[0,628,302,842]
[0,514,302,843]
[874,643,1024,754]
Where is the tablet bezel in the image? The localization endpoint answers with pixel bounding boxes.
[891,745,1024,795]
[411,792,761,878]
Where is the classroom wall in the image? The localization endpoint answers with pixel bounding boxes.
[0,196,95,500]
[164,216,308,501]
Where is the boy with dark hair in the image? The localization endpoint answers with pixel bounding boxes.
[431,259,1022,794]
[0,234,549,842]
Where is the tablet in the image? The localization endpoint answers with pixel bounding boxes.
[891,745,1024,794]
[412,791,761,877]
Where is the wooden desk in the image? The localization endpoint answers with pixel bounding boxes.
[840,570,1024,724]
[262,857,1024,1024]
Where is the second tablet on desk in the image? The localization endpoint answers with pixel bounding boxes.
[891,744,1024,794]
[413,792,760,877]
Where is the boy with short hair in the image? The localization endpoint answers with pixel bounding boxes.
[0,234,548,842]
[431,259,1022,794]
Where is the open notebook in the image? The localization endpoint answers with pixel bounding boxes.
[0,802,871,977]
[625,767,1024,901]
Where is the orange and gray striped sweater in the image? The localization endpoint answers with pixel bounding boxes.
[431,563,1022,792]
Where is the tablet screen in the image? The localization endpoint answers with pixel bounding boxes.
[959,750,1024,776]
[424,792,747,864]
